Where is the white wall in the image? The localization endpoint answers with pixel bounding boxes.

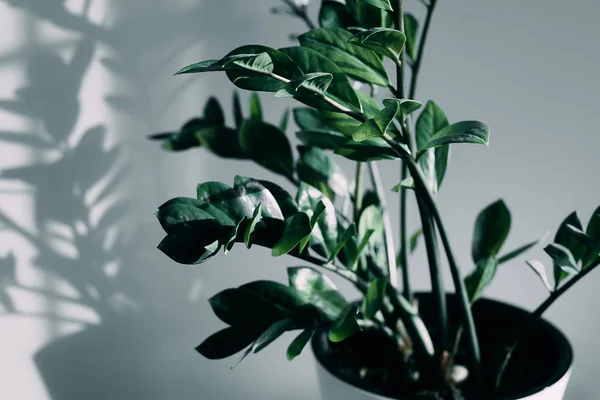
[0,0,598,399]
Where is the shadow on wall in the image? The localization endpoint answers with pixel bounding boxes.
[0,0,271,398]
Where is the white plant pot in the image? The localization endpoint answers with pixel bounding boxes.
[314,360,572,400]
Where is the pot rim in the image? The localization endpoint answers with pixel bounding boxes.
[311,294,573,400]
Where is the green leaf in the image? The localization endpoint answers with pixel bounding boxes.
[566,224,599,261]
[391,177,414,192]
[233,176,285,220]
[203,97,225,126]
[348,28,405,64]
[240,280,310,313]
[358,0,393,12]
[224,217,247,254]
[583,207,600,268]
[197,181,256,221]
[297,129,348,150]
[155,203,218,234]
[319,0,358,29]
[256,180,299,219]
[525,260,553,293]
[349,229,375,269]
[328,303,360,342]
[465,256,499,304]
[279,46,361,112]
[554,212,586,287]
[209,288,284,327]
[404,14,419,60]
[417,121,490,158]
[272,212,312,256]
[294,108,327,131]
[335,139,400,162]
[356,1,394,29]
[359,205,384,246]
[175,53,274,76]
[352,99,399,142]
[362,278,387,319]
[498,239,541,264]
[327,224,357,264]
[287,328,315,360]
[196,126,247,159]
[297,146,349,200]
[239,120,295,180]
[232,319,295,369]
[279,108,290,132]
[297,183,339,256]
[299,28,390,87]
[276,72,334,99]
[471,199,511,263]
[225,45,303,92]
[249,93,262,120]
[158,234,220,265]
[545,243,579,286]
[288,266,348,320]
[416,101,450,193]
[244,204,263,248]
[196,326,260,360]
[233,92,243,128]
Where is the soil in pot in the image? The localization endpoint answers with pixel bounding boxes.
[311,294,572,400]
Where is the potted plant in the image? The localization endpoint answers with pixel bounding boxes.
[150,0,599,398]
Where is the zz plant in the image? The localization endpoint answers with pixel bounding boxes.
[150,0,600,398]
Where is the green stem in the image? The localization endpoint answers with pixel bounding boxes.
[409,0,438,100]
[354,162,363,223]
[493,257,600,389]
[399,166,412,301]
[368,162,399,288]
[281,0,316,30]
[293,252,369,293]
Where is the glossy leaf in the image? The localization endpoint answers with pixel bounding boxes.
[209,288,284,327]
[583,207,600,268]
[287,328,315,360]
[353,100,399,142]
[471,199,511,263]
[257,180,299,219]
[175,52,274,76]
[349,28,406,64]
[465,256,499,304]
[362,278,387,319]
[359,205,384,246]
[233,176,285,220]
[239,120,295,180]
[244,204,263,248]
[297,183,339,256]
[249,93,262,120]
[358,0,393,12]
[299,28,390,87]
[288,266,348,320]
[553,212,586,287]
[319,0,358,29]
[566,224,599,265]
[545,243,579,283]
[276,72,334,99]
[232,318,295,368]
[328,303,361,342]
[415,101,450,192]
[525,260,553,293]
[297,146,349,200]
[225,45,303,92]
[404,14,419,60]
[197,181,256,221]
[279,46,361,112]
[327,223,357,264]
[272,212,312,256]
[196,327,261,360]
[417,121,490,158]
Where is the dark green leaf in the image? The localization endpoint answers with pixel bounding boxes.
[319,0,358,29]
[465,256,499,303]
[566,224,599,263]
[233,176,285,220]
[299,28,390,87]
[545,243,579,287]
[415,101,450,192]
[353,99,399,142]
[583,207,600,268]
[272,212,312,256]
[294,108,327,131]
[297,146,349,200]
[471,199,511,263]
[175,52,274,76]
[155,203,217,234]
[348,28,405,64]
[249,93,262,120]
[288,266,348,320]
[356,1,394,29]
[297,184,339,256]
[358,0,393,12]
[204,97,225,126]
[244,204,263,248]
[256,180,299,219]
[279,46,361,112]
[279,109,290,132]
[231,319,295,369]
[417,121,490,158]
[297,129,348,150]
[240,280,310,313]
[225,45,303,92]
[224,217,247,254]
[329,303,360,342]
[349,229,375,269]
[287,328,315,360]
[359,204,384,246]
[362,278,387,319]
[233,91,243,128]
[327,224,357,264]
[158,234,220,264]
[404,14,419,60]
[197,181,256,221]
[196,126,247,159]
[498,239,541,264]
[196,327,260,360]
[554,212,586,287]
[239,120,295,180]
[209,288,284,327]
[525,260,553,293]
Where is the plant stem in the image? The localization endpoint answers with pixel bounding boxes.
[354,162,363,223]
[368,162,399,288]
[409,0,438,100]
[493,257,600,389]
[399,167,412,301]
[281,0,316,30]
[293,252,369,293]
